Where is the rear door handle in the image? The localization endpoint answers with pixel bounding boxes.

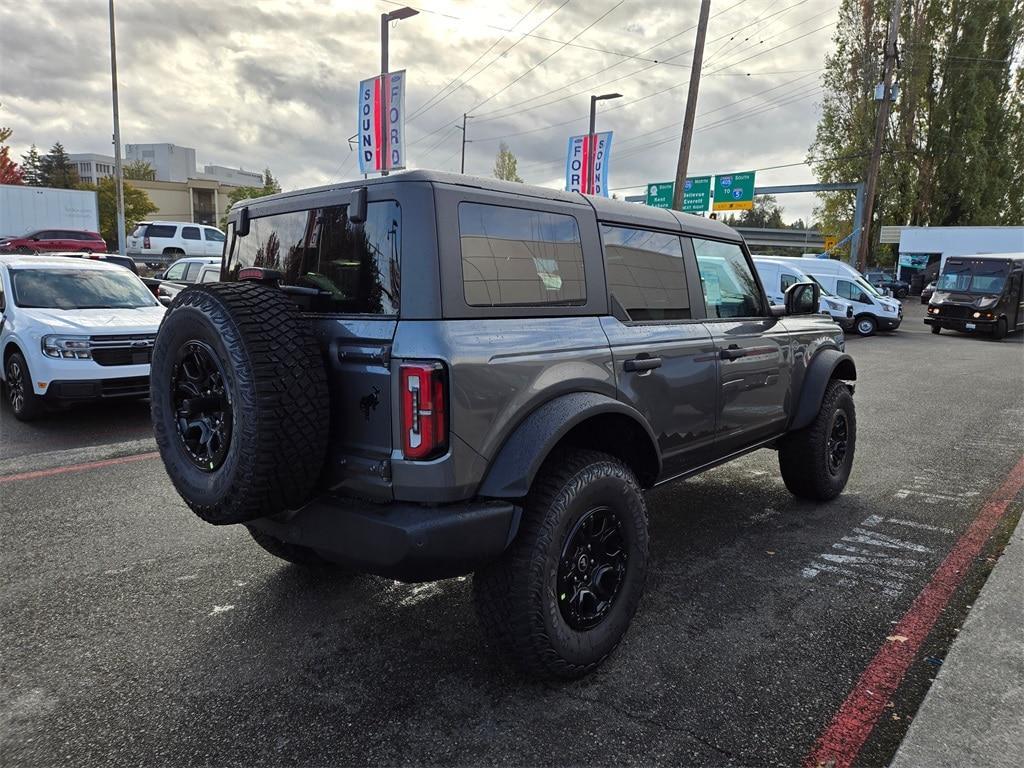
[624,356,662,372]
[719,345,744,361]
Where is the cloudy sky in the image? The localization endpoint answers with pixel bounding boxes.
[0,0,839,221]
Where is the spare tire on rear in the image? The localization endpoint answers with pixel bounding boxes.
[150,282,329,525]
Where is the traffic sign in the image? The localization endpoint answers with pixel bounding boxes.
[823,235,837,251]
[682,175,711,213]
[713,171,756,211]
[645,182,674,208]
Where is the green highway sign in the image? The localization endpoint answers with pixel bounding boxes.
[713,171,756,211]
[645,181,674,208]
[645,176,711,212]
[682,175,711,213]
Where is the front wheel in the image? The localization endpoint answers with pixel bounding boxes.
[473,450,649,679]
[992,317,1008,340]
[854,315,877,337]
[779,380,856,501]
[931,324,941,334]
[5,352,44,421]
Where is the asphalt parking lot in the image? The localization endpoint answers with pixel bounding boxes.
[2,301,1022,767]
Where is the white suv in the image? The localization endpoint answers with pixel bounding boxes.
[0,254,165,420]
[127,221,226,265]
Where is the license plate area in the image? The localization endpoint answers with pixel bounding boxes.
[965,322,976,330]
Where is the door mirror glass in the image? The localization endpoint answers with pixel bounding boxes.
[785,281,820,315]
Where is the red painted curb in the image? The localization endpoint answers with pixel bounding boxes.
[804,453,1024,768]
[0,451,160,485]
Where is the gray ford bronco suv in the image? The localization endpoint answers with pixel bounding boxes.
[150,171,856,679]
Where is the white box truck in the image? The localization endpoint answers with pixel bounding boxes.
[0,184,100,237]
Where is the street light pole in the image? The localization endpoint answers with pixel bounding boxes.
[671,0,711,210]
[108,0,126,256]
[588,92,622,195]
[380,7,418,177]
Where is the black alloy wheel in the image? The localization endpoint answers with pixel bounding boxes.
[826,411,849,476]
[557,506,628,630]
[171,340,232,471]
[6,356,26,413]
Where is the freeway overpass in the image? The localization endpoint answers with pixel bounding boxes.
[734,227,824,251]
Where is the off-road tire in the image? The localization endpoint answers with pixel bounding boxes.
[931,324,941,334]
[5,351,44,421]
[473,450,649,679]
[247,526,348,570]
[993,317,1008,340]
[854,314,877,336]
[779,380,856,501]
[151,282,329,525]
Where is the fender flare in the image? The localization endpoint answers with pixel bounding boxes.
[790,349,857,431]
[477,392,662,499]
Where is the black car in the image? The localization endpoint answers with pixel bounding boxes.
[864,269,910,298]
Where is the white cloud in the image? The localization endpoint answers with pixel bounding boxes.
[1,0,839,221]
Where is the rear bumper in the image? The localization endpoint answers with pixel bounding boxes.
[247,495,522,582]
[43,376,150,401]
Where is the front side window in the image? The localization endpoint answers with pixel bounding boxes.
[204,228,226,242]
[225,201,401,315]
[693,239,764,319]
[182,227,201,241]
[780,272,799,290]
[164,262,186,280]
[184,263,203,281]
[837,279,871,304]
[459,202,585,307]
[602,226,689,321]
[11,268,157,309]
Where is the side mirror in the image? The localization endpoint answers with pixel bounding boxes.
[785,281,820,315]
[236,206,250,237]
[349,187,368,224]
[158,295,172,307]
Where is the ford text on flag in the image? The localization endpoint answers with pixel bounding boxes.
[358,70,406,174]
[565,132,613,196]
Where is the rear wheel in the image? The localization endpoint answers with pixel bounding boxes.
[779,380,856,501]
[473,450,649,679]
[150,283,329,525]
[896,287,908,299]
[854,315,876,337]
[5,351,44,421]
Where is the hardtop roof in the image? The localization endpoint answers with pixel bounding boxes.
[232,169,741,241]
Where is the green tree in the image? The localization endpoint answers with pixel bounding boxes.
[810,0,1023,259]
[736,195,786,228]
[219,167,283,227]
[39,142,79,188]
[0,126,24,185]
[20,144,43,186]
[123,159,156,181]
[84,177,158,247]
[493,142,523,182]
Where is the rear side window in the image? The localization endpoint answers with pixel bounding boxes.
[601,226,690,321]
[182,227,201,241]
[458,202,585,307]
[225,200,401,315]
[693,239,765,319]
[146,225,177,239]
[199,268,220,283]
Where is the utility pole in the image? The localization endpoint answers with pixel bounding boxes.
[108,0,126,257]
[857,0,902,272]
[458,113,473,174]
[671,0,711,211]
[588,93,622,194]
[380,7,418,177]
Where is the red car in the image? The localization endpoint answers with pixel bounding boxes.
[0,229,107,254]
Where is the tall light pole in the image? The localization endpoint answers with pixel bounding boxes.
[380,6,418,176]
[672,0,711,210]
[856,0,902,271]
[108,0,126,256]
[588,93,622,195]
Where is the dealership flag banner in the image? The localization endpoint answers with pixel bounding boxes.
[565,132,613,196]
[358,70,406,174]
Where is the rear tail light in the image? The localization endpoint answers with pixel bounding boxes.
[400,362,447,460]
[143,236,151,249]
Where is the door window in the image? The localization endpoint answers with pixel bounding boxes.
[601,225,689,321]
[458,202,585,307]
[182,227,201,241]
[184,262,204,281]
[693,239,765,319]
[780,272,799,290]
[203,228,226,242]
[837,279,871,303]
[164,262,186,280]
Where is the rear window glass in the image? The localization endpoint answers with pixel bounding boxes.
[601,226,690,321]
[182,227,201,241]
[225,201,401,315]
[458,202,585,307]
[146,225,177,238]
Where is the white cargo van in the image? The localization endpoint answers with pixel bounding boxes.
[752,257,855,331]
[774,257,903,336]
